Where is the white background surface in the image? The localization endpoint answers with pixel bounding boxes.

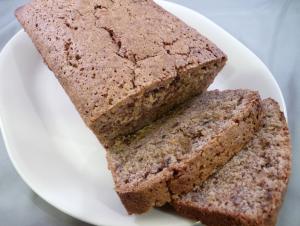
[0,1,299,226]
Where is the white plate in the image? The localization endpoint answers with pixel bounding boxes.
[0,1,286,226]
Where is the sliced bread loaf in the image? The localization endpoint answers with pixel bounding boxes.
[172,99,291,226]
[15,0,226,147]
[107,90,262,214]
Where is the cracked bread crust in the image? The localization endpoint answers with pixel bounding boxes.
[15,0,226,147]
[172,99,291,226]
[107,90,262,214]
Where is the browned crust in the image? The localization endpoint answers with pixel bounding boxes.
[15,1,227,148]
[109,92,262,214]
[95,58,226,147]
[15,6,24,17]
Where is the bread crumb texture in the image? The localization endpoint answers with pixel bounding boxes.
[109,90,258,184]
[107,90,262,214]
[173,99,291,226]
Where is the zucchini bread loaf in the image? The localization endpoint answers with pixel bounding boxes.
[107,90,262,214]
[172,99,291,226]
[15,0,226,147]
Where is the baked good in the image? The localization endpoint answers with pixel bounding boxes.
[15,0,227,147]
[107,90,262,214]
[172,99,291,226]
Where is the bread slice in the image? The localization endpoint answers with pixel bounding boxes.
[172,99,291,226]
[106,90,262,214]
[15,0,226,147]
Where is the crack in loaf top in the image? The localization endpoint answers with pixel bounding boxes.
[18,0,224,122]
